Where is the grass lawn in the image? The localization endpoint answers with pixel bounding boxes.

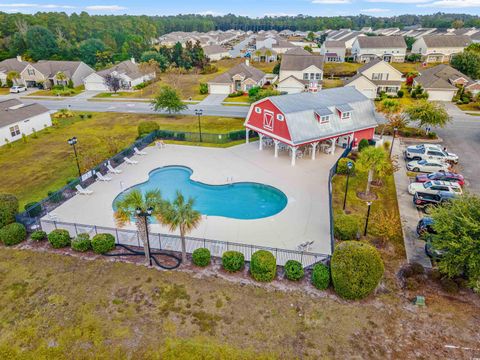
[0,248,478,358]
[0,112,244,208]
[0,87,10,95]
[28,86,84,97]
[323,63,362,76]
[323,78,344,89]
[390,62,438,75]
[223,94,251,103]
[250,60,279,73]
[457,102,480,112]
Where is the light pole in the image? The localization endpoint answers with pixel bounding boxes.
[389,127,398,158]
[364,201,373,236]
[136,207,153,266]
[67,137,81,178]
[194,109,203,142]
[342,161,354,211]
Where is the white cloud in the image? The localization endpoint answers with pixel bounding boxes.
[264,12,299,17]
[312,0,351,4]
[366,0,431,3]
[360,7,391,12]
[0,3,75,8]
[196,10,223,16]
[85,5,126,11]
[417,0,480,6]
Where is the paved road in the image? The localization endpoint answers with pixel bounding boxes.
[198,94,227,106]
[229,35,253,57]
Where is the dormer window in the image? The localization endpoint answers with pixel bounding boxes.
[314,107,332,124]
[341,111,351,119]
[336,104,353,120]
[320,115,330,123]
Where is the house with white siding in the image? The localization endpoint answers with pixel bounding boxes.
[0,56,29,86]
[351,36,407,63]
[411,35,472,63]
[320,41,346,62]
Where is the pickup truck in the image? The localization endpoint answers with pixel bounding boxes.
[405,144,458,164]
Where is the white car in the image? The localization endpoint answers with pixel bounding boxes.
[408,180,463,195]
[405,144,458,164]
[406,159,450,173]
[9,85,27,93]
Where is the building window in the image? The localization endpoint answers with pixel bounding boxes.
[310,73,315,80]
[320,115,330,123]
[341,111,351,119]
[303,73,309,80]
[255,107,261,114]
[315,73,321,80]
[276,114,284,121]
[9,125,20,137]
[27,68,35,76]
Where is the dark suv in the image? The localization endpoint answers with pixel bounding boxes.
[413,191,456,210]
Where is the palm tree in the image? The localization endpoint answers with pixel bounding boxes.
[114,189,164,263]
[254,50,261,62]
[356,146,389,196]
[55,71,67,89]
[7,71,20,86]
[161,191,202,263]
[265,49,272,62]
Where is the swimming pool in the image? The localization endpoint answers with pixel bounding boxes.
[113,166,288,220]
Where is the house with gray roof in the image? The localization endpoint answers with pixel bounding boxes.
[411,35,472,63]
[207,60,267,94]
[320,40,347,62]
[277,50,324,94]
[203,45,231,61]
[352,36,407,63]
[83,59,155,92]
[252,47,278,63]
[0,99,51,146]
[0,56,29,86]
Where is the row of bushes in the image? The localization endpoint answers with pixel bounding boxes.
[192,248,331,290]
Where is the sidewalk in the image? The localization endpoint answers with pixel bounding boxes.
[392,137,432,268]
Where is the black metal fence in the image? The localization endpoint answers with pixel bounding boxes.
[16,129,258,230]
[40,219,329,268]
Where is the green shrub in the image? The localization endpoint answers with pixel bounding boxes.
[284,260,304,281]
[24,202,42,217]
[138,121,159,138]
[334,214,359,240]
[331,241,384,300]
[358,139,370,152]
[48,229,71,248]
[0,222,26,246]
[0,194,19,228]
[311,263,330,290]
[336,158,355,175]
[71,233,91,252]
[222,251,245,272]
[397,90,404,98]
[199,83,208,94]
[31,230,47,241]
[192,248,211,267]
[91,233,115,254]
[250,250,276,282]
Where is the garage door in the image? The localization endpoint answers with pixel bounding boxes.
[360,89,376,99]
[427,90,456,102]
[209,84,230,94]
[84,81,108,91]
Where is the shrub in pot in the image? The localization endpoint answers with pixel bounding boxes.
[71,233,91,252]
[284,260,304,281]
[91,233,115,254]
[250,250,276,282]
[222,251,245,272]
[31,230,47,241]
[0,222,26,246]
[311,263,330,290]
[334,214,359,240]
[48,229,71,248]
[192,248,211,267]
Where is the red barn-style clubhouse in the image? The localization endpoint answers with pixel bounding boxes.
[244,87,382,165]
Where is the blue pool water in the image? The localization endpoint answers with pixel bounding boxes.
[113,166,288,220]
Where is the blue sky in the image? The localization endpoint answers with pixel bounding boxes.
[0,0,479,17]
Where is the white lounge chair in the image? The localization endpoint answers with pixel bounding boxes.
[107,164,122,174]
[75,184,93,195]
[134,147,147,156]
[46,212,60,220]
[95,172,112,182]
[124,157,138,165]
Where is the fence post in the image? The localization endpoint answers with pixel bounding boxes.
[94,225,98,235]
[74,223,78,236]
[54,221,57,229]
[115,228,119,244]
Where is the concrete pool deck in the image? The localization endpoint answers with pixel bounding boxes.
[46,142,340,255]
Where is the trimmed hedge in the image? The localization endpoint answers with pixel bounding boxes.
[331,241,384,300]
[192,248,211,267]
[24,202,42,217]
[284,260,304,281]
[48,229,71,248]
[336,158,355,175]
[222,251,245,272]
[334,214,359,240]
[0,222,26,246]
[91,233,115,254]
[0,194,19,228]
[71,233,91,252]
[250,250,276,282]
[31,230,47,241]
[311,263,330,290]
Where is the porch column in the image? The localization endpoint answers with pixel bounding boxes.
[311,142,319,160]
[274,140,280,158]
[245,129,249,144]
[258,133,264,151]
[330,138,337,155]
[290,146,297,166]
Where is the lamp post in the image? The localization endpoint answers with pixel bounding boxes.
[364,201,372,236]
[136,207,153,266]
[389,127,398,158]
[194,108,203,142]
[342,161,354,211]
[67,137,81,178]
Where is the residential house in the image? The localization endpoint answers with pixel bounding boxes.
[345,59,403,99]
[20,60,94,89]
[0,56,29,86]
[277,48,324,94]
[320,41,346,62]
[207,60,267,94]
[0,99,51,146]
[326,31,363,53]
[83,59,155,92]
[203,45,231,61]
[252,47,278,62]
[352,36,407,63]
[411,35,472,63]
[413,64,479,101]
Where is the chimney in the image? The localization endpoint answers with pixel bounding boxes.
[245,58,250,67]
[16,55,22,62]
[131,57,135,64]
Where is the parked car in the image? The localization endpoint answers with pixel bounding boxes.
[415,172,465,186]
[406,159,450,173]
[413,191,456,210]
[408,180,462,196]
[405,144,458,164]
[416,217,436,236]
[425,240,444,260]
[9,85,27,93]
